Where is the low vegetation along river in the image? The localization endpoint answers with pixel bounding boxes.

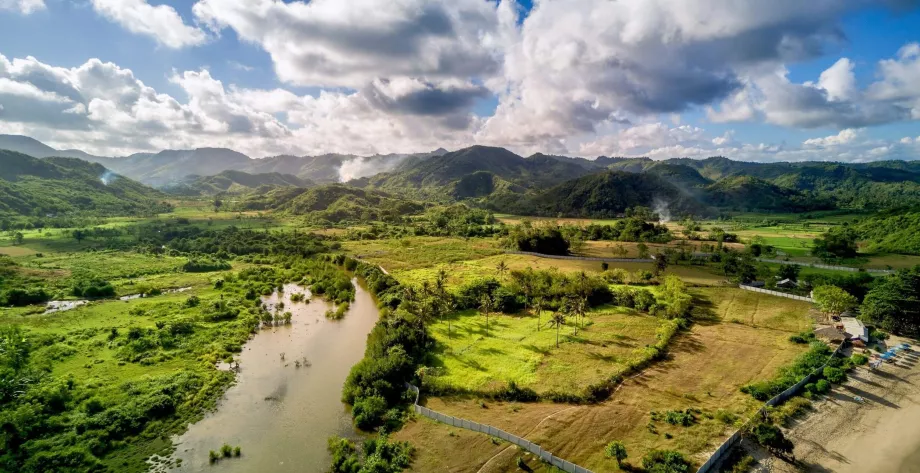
[171,279,378,472]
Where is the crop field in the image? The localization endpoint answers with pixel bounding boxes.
[397,290,812,473]
[425,306,664,394]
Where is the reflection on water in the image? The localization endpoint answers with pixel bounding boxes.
[44,300,88,314]
[172,279,379,472]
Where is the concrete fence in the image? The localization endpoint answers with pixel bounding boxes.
[739,285,814,303]
[405,384,594,473]
[695,342,845,473]
[506,250,653,264]
[755,258,892,275]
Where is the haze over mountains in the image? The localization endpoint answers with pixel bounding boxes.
[3,134,920,219]
[0,135,447,188]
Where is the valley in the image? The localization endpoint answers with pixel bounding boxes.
[1,139,919,473]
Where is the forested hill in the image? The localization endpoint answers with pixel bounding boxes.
[364,145,599,199]
[486,171,708,218]
[234,184,424,224]
[606,157,920,208]
[0,150,169,217]
[163,170,314,196]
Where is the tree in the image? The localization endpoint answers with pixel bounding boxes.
[496,260,508,281]
[612,244,628,257]
[479,293,494,336]
[812,228,858,262]
[659,275,692,319]
[213,198,223,213]
[778,264,801,281]
[653,253,668,276]
[604,440,628,467]
[532,296,545,332]
[812,285,858,322]
[550,310,567,348]
[750,422,794,459]
[13,232,23,245]
[71,229,86,243]
[862,266,920,336]
[637,243,650,259]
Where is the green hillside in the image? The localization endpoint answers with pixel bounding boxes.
[367,145,596,199]
[237,184,424,223]
[164,170,313,196]
[702,176,834,212]
[488,171,708,218]
[0,150,169,217]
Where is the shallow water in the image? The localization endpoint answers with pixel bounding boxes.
[171,279,378,472]
[43,300,88,314]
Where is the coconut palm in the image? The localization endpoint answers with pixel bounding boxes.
[479,293,494,336]
[532,296,545,332]
[496,260,509,281]
[550,310,567,348]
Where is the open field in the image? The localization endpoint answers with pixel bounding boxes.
[693,287,816,333]
[340,236,504,271]
[396,299,812,473]
[425,306,664,394]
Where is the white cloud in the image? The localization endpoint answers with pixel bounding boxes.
[0,0,44,14]
[192,0,504,88]
[803,129,862,147]
[91,0,208,49]
[709,42,920,129]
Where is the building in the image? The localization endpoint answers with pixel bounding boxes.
[776,278,799,289]
[840,317,869,343]
[814,326,846,343]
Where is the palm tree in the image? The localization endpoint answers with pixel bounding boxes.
[532,296,545,332]
[496,260,508,281]
[435,269,454,339]
[479,293,494,336]
[550,310,567,348]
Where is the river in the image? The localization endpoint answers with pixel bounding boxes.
[171,279,379,472]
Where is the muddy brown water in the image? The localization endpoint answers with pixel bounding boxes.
[171,279,378,472]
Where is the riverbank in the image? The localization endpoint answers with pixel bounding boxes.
[771,337,920,473]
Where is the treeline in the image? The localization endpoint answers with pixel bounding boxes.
[344,205,501,240]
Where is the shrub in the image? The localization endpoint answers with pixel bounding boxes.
[183,257,232,273]
[715,409,738,425]
[664,409,696,427]
[750,422,794,456]
[851,354,869,366]
[823,366,846,384]
[221,444,233,458]
[642,450,691,473]
[815,379,831,394]
[72,278,115,298]
[352,395,388,430]
[788,331,816,344]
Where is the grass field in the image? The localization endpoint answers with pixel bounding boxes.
[425,306,664,394]
[396,289,813,473]
[340,237,504,272]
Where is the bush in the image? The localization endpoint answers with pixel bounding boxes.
[183,257,232,273]
[815,379,831,394]
[823,366,846,384]
[0,287,50,306]
[71,278,115,298]
[642,450,691,473]
[664,409,696,427]
[851,354,869,366]
[750,422,794,456]
[352,395,388,430]
[788,331,816,344]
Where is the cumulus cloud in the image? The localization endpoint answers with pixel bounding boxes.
[709,42,920,129]
[803,129,863,147]
[91,0,208,49]
[0,0,44,14]
[192,0,504,88]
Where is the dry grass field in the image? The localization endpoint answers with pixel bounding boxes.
[395,290,813,473]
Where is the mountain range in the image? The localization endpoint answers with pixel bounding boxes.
[2,134,920,219]
[0,135,447,188]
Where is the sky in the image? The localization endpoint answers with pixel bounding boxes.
[0,0,919,162]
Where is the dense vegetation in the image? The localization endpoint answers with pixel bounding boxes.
[861,266,920,336]
[164,170,313,196]
[236,184,425,225]
[855,210,920,255]
[0,151,170,217]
